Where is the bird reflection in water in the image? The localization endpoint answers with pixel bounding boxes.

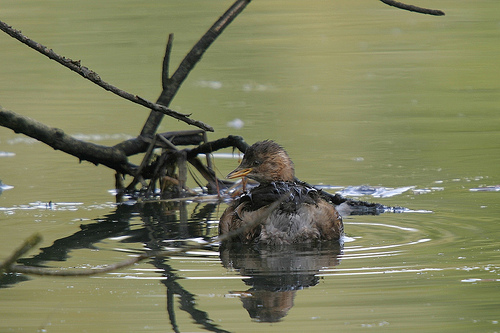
[220,242,342,322]
[218,140,345,321]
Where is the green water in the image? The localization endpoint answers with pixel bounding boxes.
[1,1,499,332]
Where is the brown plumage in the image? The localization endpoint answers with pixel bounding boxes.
[219,140,343,245]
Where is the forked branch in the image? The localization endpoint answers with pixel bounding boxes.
[0,20,213,132]
[140,0,252,137]
[0,0,444,190]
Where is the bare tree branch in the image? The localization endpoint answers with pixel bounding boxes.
[162,33,175,90]
[379,0,445,16]
[186,135,250,159]
[0,20,213,132]
[140,0,252,137]
[0,106,136,174]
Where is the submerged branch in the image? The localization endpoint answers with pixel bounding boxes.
[0,233,42,274]
[6,241,197,276]
[0,20,213,132]
[379,0,445,16]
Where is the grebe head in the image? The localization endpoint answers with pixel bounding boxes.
[227,140,295,184]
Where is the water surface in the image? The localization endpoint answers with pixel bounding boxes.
[1,1,499,332]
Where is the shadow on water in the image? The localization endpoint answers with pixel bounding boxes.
[0,198,393,331]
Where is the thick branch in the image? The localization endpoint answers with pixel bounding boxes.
[0,106,135,174]
[379,0,445,16]
[140,0,252,137]
[0,20,213,132]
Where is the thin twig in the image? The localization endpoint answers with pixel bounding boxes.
[162,34,174,90]
[379,0,445,16]
[0,233,42,274]
[0,20,213,132]
[170,0,252,84]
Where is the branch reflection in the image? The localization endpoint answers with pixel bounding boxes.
[1,199,361,328]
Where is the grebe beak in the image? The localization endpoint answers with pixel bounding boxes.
[227,167,252,179]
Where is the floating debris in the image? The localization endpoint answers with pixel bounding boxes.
[461,278,500,283]
[338,185,415,198]
[412,187,444,194]
[196,80,223,89]
[470,186,500,192]
[0,180,14,192]
[227,118,244,129]
[0,151,15,157]
[71,133,134,141]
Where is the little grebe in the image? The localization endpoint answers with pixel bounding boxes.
[219,140,343,244]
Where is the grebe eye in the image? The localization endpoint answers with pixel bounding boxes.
[253,160,261,166]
